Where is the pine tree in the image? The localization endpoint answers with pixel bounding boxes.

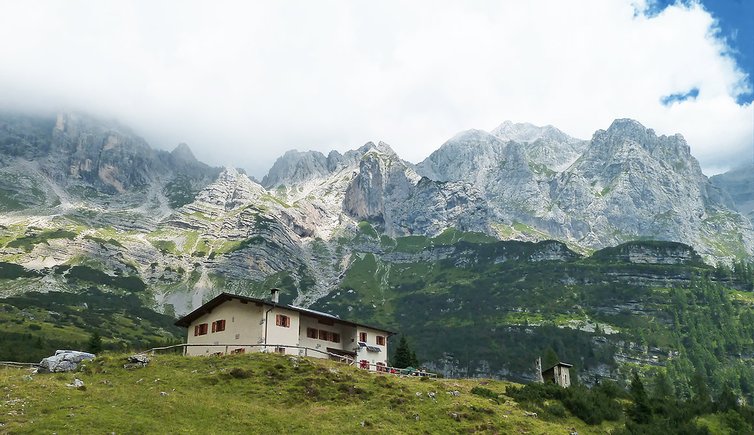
[652,370,675,399]
[393,336,414,368]
[87,331,103,354]
[410,350,419,367]
[628,371,652,424]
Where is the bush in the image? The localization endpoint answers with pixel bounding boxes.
[228,367,253,379]
[471,386,501,403]
[505,382,622,425]
[544,402,567,418]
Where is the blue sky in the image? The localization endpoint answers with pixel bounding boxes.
[0,0,751,176]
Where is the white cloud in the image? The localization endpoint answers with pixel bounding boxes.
[0,0,750,176]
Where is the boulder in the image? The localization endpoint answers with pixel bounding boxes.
[38,350,95,373]
[123,354,150,369]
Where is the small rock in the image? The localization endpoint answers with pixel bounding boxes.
[523,411,538,418]
[66,378,85,389]
[415,392,422,397]
[449,390,460,397]
[129,354,150,364]
[427,392,436,400]
[449,412,460,421]
[160,391,168,397]
[414,414,420,421]
[136,378,144,384]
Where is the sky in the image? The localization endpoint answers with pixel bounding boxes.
[0,0,751,177]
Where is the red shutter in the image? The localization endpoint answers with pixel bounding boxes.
[194,325,199,336]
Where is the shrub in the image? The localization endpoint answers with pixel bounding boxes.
[228,367,253,379]
[471,386,500,403]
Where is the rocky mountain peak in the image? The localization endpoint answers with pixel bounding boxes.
[193,167,265,211]
[261,149,333,188]
[491,120,575,144]
[356,141,399,159]
[416,130,506,182]
[591,118,695,173]
[595,118,655,144]
[170,143,198,163]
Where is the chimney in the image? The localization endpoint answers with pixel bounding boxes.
[270,288,280,304]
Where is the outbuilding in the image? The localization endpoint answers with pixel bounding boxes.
[542,362,573,387]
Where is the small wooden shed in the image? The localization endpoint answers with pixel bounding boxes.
[542,362,573,387]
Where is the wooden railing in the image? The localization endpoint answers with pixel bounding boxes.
[0,361,40,369]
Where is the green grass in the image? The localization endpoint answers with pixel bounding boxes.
[150,239,177,255]
[5,229,77,252]
[0,352,617,434]
[357,220,379,239]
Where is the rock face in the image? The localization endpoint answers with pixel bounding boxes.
[590,241,705,265]
[711,163,754,223]
[416,118,754,259]
[0,111,752,317]
[262,149,360,188]
[38,350,95,373]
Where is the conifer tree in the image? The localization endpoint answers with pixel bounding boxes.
[628,371,651,424]
[393,336,415,368]
[87,331,103,354]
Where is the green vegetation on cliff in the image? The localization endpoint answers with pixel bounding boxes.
[311,238,754,404]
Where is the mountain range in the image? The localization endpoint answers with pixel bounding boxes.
[1,110,753,387]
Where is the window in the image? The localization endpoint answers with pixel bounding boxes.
[211,319,226,333]
[359,332,367,342]
[332,333,341,343]
[194,323,208,336]
[319,330,329,340]
[376,335,385,346]
[275,347,286,354]
[275,314,290,328]
[307,328,317,339]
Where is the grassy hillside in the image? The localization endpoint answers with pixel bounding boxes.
[0,289,182,362]
[0,352,615,434]
[2,352,751,434]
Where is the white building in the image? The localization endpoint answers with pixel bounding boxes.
[175,290,394,370]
